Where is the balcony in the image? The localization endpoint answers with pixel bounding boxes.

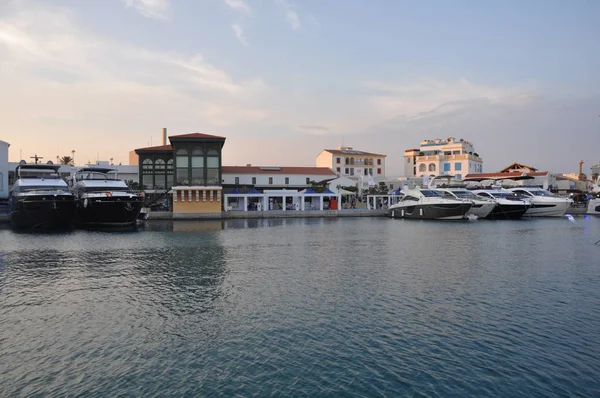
[416,154,482,161]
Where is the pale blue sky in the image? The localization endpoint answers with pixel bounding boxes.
[1,0,599,173]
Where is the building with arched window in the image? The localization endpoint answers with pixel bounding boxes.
[0,140,9,199]
[135,132,226,215]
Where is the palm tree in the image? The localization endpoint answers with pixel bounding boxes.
[60,156,73,165]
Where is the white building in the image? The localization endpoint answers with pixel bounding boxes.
[0,140,9,199]
[316,147,387,179]
[404,137,483,180]
[222,165,337,189]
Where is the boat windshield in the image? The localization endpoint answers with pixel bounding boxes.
[419,190,444,198]
[530,189,557,197]
[83,187,130,192]
[451,190,478,199]
[20,185,69,192]
[489,192,518,198]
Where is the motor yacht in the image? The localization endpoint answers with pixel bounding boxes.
[472,189,530,220]
[587,195,600,215]
[388,189,472,220]
[436,188,496,219]
[71,167,144,228]
[9,164,75,229]
[506,187,572,217]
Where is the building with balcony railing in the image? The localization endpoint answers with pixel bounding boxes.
[316,146,387,179]
[403,137,483,180]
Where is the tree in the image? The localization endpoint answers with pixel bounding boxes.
[308,180,327,193]
[60,156,73,165]
[377,181,389,194]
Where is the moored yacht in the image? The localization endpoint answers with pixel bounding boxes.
[389,189,472,220]
[587,196,600,215]
[436,188,496,219]
[9,164,75,229]
[506,187,572,217]
[72,167,144,228]
[472,189,530,220]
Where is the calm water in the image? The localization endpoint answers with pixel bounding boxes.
[1,217,600,397]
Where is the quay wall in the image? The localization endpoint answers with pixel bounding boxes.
[149,209,387,220]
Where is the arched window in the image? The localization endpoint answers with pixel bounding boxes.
[142,159,154,189]
[206,149,219,185]
[428,163,436,172]
[175,149,189,185]
[166,159,174,188]
[419,164,426,172]
[191,148,205,185]
[154,159,166,189]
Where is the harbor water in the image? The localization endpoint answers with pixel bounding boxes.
[1,217,600,397]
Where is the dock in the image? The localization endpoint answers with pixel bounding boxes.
[148,209,388,220]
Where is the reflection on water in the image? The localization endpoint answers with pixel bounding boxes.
[1,217,600,396]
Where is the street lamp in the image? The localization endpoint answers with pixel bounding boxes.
[71,150,75,166]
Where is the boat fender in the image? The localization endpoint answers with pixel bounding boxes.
[83,198,88,208]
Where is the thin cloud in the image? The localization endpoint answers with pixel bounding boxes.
[298,125,329,131]
[275,0,300,30]
[232,24,249,47]
[224,0,251,13]
[122,0,170,21]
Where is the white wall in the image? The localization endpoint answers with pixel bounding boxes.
[222,172,335,187]
[0,140,8,198]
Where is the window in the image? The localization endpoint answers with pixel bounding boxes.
[377,159,381,165]
[252,177,256,184]
[454,162,462,171]
[369,169,373,175]
[444,163,450,172]
[175,149,189,185]
[269,177,273,184]
[364,169,368,176]
[235,177,239,185]
[428,164,436,172]
[407,158,410,164]
[455,174,462,180]
[345,158,349,165]
[377,168,382,175]
[190,148,204,185]
[206,149,219,185]
[285,177,289,185]
[154,159,166,189]
[350,168,354,176]
[350,158,354,165]
[336,167,340,173]
[142,159,154,189]
[390,184,394,189]
[166,159,174,188]
[345,168,349,174]
[306,177,310,184]
[336,157,340,164]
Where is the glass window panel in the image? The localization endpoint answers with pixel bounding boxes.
[191,169,205,185]
[166,174,174,188]
[206,168,219,185]
[176,168,188,185]
[207,156,219,168]
[191,156,204,168]
[176,156,189,167]
[142,174,153,189]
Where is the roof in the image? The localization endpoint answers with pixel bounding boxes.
[134,144,173,153]
[322,149,386,157]
[222,166,337,176]
[499,162,538,173]
[464,171,549,179]
[169,132,226,140]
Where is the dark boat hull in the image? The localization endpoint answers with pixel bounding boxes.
[9,195,75,229]
[484,204,529,220]
[74,197,144,228]
[390,203,471,220]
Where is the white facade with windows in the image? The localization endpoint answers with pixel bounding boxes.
[0,140,9,199]
[222,166,337,188]
[316,147,387,179]
[403,137,483,180]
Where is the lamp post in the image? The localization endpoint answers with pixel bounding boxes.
[71,150,75,166]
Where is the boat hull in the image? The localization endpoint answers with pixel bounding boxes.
[524,201,570,217]
[390,203,472,220]
[9,195,75,229]
[484,204,529,220]
[74,196,144,228]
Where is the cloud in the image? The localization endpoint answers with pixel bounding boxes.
[298,125,329,132]
[231,24,249,47]
[275,0,300,30]
[224,0,251,13]
[122,0,171,20]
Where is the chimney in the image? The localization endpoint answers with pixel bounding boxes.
[162,128,167,146]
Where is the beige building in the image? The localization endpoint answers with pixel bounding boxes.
[316,146,387,179]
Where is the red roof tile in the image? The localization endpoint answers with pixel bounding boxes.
[323,149,386,157]
[464,171,548,179]
[169,132,226,139]
[135,144,173,152]
[222,166,337,175]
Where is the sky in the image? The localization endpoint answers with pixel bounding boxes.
[0,0,599,175]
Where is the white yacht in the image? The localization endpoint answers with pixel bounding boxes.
[506,187,572,217]
[436,188,496,219]
[389,189,472,220]
[587,196,600,215]
[472,189,530,220]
